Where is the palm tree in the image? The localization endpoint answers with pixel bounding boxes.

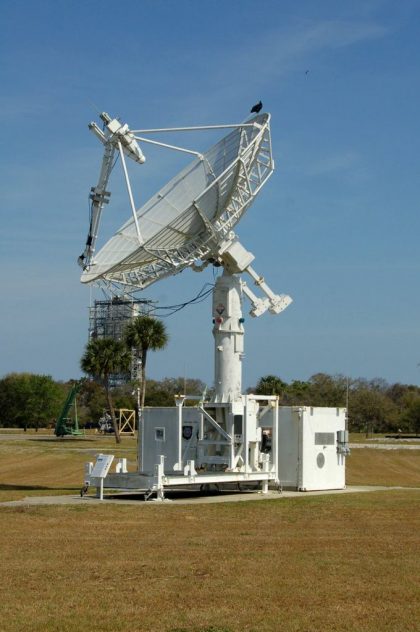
[255,375,286,398]
[124,316,168,409]
[80,338,131,444]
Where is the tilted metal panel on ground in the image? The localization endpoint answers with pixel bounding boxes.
[81,113,273,289]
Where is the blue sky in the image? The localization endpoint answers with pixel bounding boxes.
[1,0,419,388]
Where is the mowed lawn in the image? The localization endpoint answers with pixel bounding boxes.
[0,492,419,632]
[347,447,420,487]
[0,433,419,501]
[0,434,138,502]
[0,433,419,631]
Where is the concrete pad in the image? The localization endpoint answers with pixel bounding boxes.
[1,485,419,508]
[349,443,420,450]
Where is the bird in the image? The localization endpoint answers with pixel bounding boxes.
[250,100,263,114]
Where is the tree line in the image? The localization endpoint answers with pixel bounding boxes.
[0,315,170,440]
[254,373,420,434]
[0,374,206,430]
[0,370,419,435]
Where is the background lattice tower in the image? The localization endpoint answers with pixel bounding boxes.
[88,297,153,386]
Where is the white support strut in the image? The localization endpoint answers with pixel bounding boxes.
[117,140,144,244]
[246,265,293,315]
[78,112,146,268]
[133,135,203,159]
[130,123,257,134]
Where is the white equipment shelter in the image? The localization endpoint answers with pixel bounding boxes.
[80,110,350,500]
[277,407,348,491]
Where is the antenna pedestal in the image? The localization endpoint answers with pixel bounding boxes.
[212,272,244,402]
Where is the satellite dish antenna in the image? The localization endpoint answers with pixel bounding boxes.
[79,111,292,402]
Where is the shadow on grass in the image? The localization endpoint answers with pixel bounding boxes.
[106,485,262,502]
[0,484,78,491]
[171,628,233,632]
[28,437,96,443]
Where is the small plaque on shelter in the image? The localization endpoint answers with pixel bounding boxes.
[91,454,114,479]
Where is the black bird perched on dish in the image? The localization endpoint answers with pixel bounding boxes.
[250,100,263,113]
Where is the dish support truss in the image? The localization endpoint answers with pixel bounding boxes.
[82,114,274,292]
[117,128,272,289]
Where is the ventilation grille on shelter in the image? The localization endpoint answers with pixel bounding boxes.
[314,432,335,445]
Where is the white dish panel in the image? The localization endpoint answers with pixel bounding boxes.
[81,113,273,289]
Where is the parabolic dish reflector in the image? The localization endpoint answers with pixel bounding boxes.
[81,113,273,290]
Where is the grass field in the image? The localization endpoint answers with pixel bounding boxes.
[0,432,419,631]
[347,448,420,487]
[0,433,138,502]
[1,432,419,501]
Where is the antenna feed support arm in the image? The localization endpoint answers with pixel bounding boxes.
[78,140,115,268]
[246,265,293,315]
[217,238,292,317]
[241,273,292,317]
[78,112,146,268]
[241,283,270,317]
[92,112,146,164]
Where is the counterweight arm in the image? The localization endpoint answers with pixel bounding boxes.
[78,141,115,268]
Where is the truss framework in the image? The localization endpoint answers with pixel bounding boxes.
[86,116,273,293]
[89,297,152,384]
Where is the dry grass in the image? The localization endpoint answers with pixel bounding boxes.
[0,434,420,630]
[0,434,138,502]
[0,491,419,632]
[347,448,420,487]
[1,433,419,502]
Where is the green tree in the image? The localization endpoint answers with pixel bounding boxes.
[144,377,207,406]
[112,383,137,412]
[80,338,131,443]
[307,373,348,407]
[255,375,287,398]
[348,387,397,434]
[401,398,420,435]
[124,316,169,409]
[0,373,64,429]
[77,379,107,426]
[283,380,310,405]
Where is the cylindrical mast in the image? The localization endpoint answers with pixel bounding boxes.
[212,271,244,402]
